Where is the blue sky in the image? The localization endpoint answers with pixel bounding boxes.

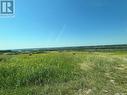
[0,0,127,50]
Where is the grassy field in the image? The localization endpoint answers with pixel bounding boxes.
[0,51,127,95]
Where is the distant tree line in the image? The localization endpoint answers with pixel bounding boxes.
[0,44,127,55]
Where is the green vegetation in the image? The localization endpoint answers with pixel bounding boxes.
[0,51,127,95]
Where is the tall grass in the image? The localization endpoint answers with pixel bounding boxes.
[0,53,82,88]
[0,52,127,95]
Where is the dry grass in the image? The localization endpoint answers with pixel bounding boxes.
[0,51,127,95]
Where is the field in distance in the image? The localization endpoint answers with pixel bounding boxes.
[0,50,127,95]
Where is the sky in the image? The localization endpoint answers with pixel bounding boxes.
[0,0,127,50]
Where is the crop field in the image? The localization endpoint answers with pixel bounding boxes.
[0,51,127,95]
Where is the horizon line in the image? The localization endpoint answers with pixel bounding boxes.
[0,43,127,51]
